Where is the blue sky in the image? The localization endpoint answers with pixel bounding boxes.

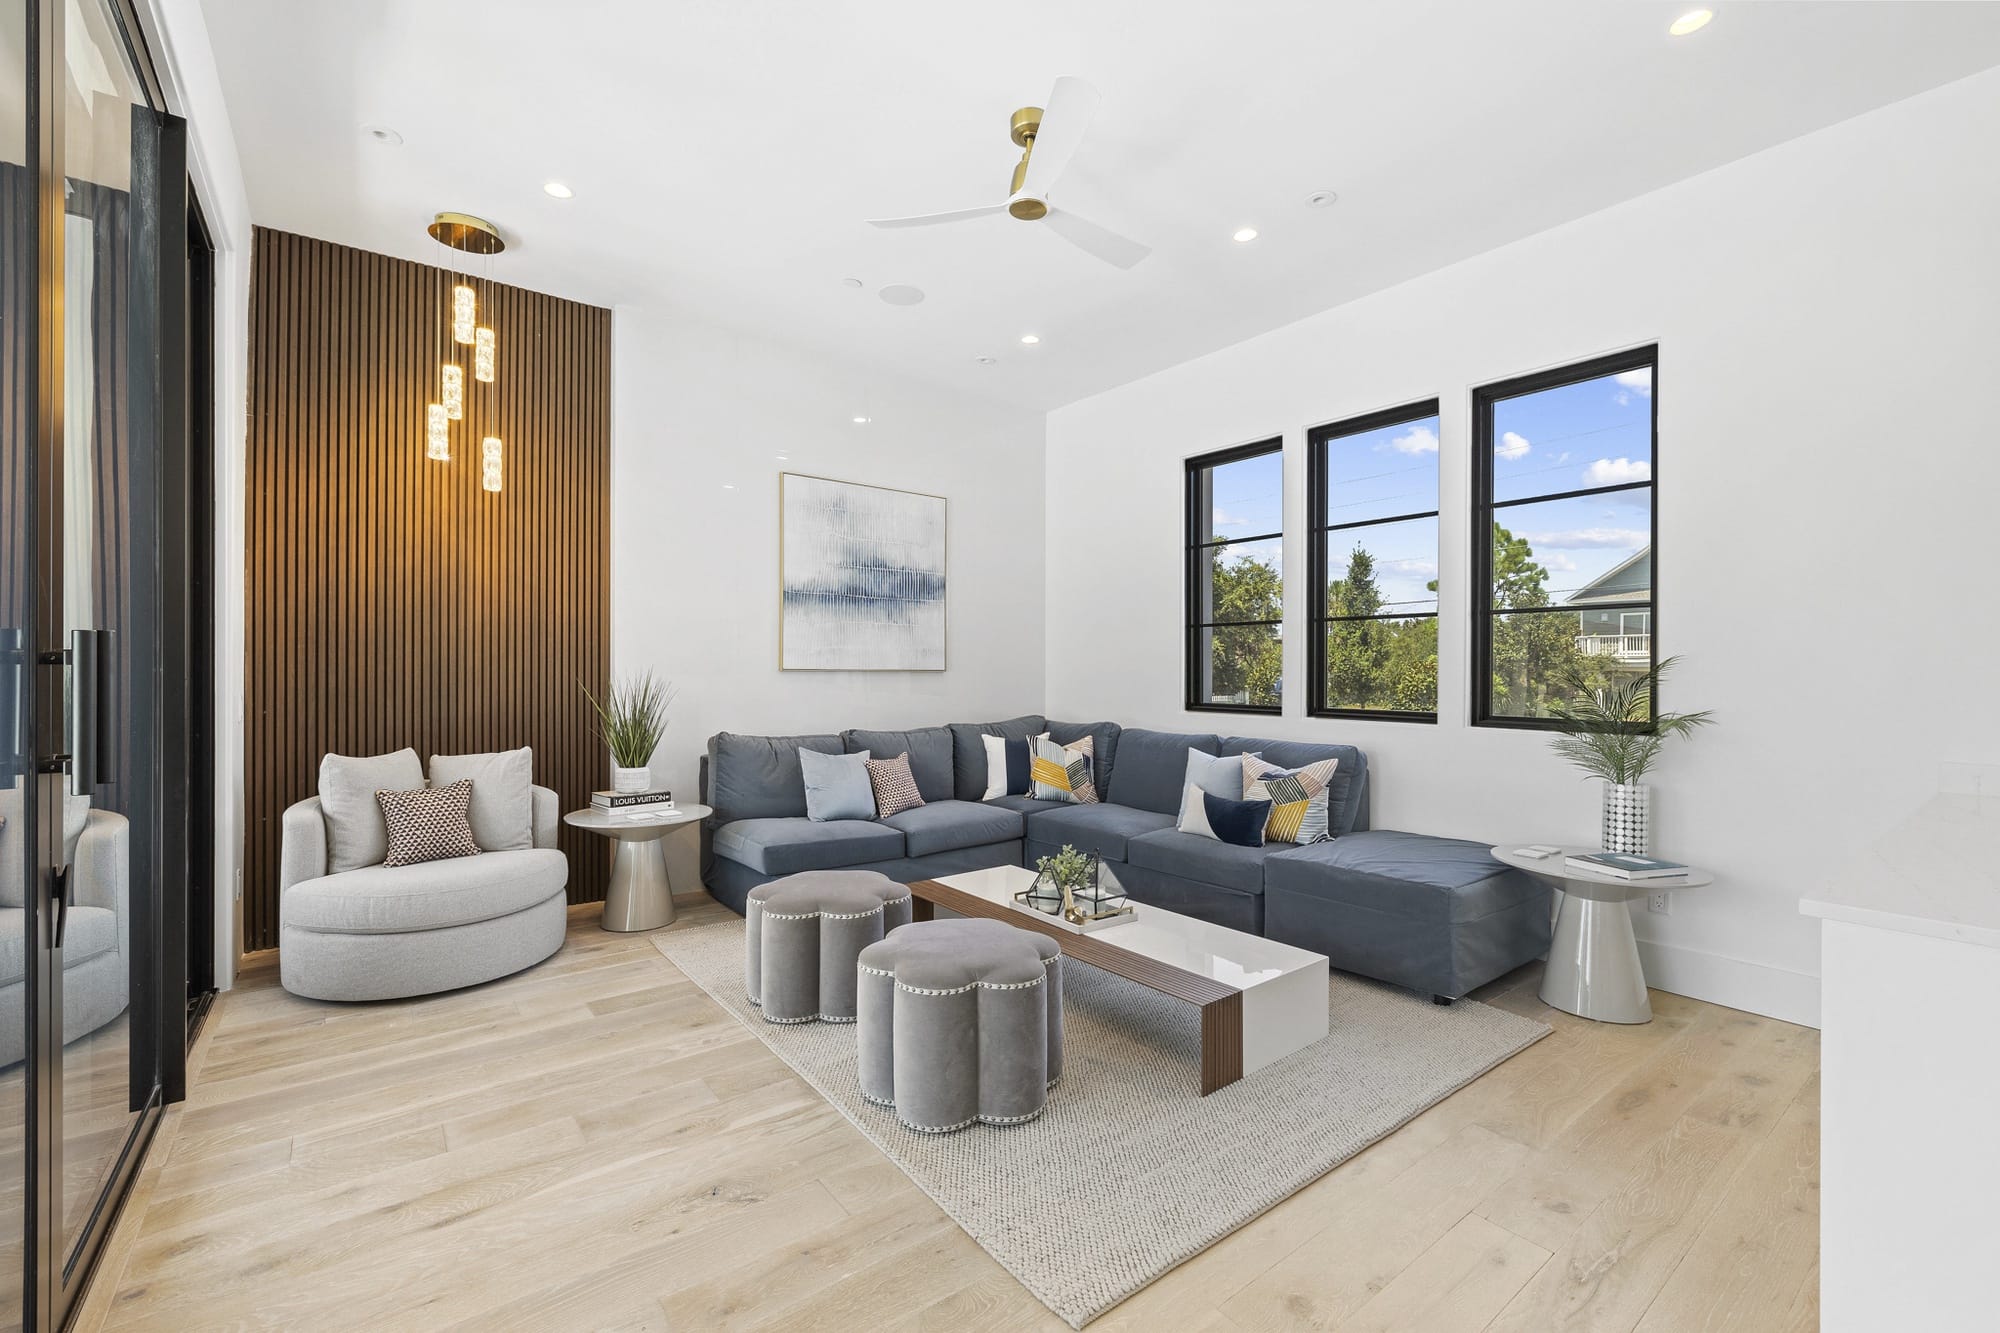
[1205,365,1652,616]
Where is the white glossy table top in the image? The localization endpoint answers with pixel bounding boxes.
[1490,845,1713,903]
[932,865,1327,990]
[1800,793,2000,950]
[564,803,709,836]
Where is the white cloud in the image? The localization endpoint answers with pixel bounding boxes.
[1584,457,1651,486]
[1211,508,1250,528]
[1540,552,1579,573]
[1390,424,1439,456]
[1381,557,1439,578]
[1523,527,1648,550]
[1613,368,1652,399]
[1495,431,1531,461]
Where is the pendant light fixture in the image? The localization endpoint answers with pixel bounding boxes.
[426,211,507,485]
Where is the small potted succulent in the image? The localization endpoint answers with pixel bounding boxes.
[582,672,675,793]
[1032,845,1097,906]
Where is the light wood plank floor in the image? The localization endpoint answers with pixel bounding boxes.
[75,898,1820,1332]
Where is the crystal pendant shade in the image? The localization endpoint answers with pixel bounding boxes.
[452,284,476,343]
[441,364,463,419]
[481,436,503,492]
[474,326,495,382]
[426,403,450,460]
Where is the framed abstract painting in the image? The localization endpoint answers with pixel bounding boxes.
[780,473,947,670]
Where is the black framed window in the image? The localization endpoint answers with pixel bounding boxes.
[1473,346,1657,727]
[1308,400,1441,721]
[1185,438,1283,713]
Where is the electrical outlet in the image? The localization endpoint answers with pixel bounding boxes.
[1648,890,1672,915]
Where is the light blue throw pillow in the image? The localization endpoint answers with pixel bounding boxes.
[801,748,874,821]
[1183,746,1256,801]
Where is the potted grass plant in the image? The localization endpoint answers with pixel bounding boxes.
[582,672,675,793]
[1547,655,1713,854]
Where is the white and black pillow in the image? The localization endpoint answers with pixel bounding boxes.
[1176,782,1272,848]
[980,733,1038,801]
[376,780,482,867]
[866,753,926,817]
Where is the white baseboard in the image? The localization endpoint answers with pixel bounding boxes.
[1634,938,1821,1028]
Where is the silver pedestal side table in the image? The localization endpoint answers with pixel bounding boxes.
[565,803,712,932]
[1489,845,1713,1024]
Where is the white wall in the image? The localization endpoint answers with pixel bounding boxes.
[139,0,252,987]
[1044,68,2000,1028]
[612,307,1046,889]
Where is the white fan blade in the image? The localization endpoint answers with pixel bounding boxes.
[868,204,1007,229]
[1044,207,1151,270]
[1019,76,1100,201]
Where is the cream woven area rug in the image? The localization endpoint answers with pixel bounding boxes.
[654,921,1548,1328]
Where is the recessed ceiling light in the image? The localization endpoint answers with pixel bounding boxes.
[776,453,790,461]
[1232,227,1259,243]
[722,483,736,490]
[363,125,402,146]
[840,277,863,289]
[974,355,996,365]
[543,181,573,199]
[879,284,926,306]
[1020,334,1040,346]
[852,416,871,424]
[1307,190,1339,208]
[1669,9,1713,36]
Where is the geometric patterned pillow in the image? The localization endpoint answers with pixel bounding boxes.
[1240,754,1338,844]
[865,753,926,817]
[1029,734,1099,805]
[375,779,482,867]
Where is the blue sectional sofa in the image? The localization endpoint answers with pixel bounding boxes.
[699,716,1552,1002]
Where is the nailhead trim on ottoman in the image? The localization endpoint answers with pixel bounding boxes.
[745,870,914,1024]
[856,918,1065,1133]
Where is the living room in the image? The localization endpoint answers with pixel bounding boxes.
[4,1,1996,1330]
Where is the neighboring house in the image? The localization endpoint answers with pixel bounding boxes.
[1566,547,1652,664]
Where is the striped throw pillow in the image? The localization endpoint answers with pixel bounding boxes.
[865,753,926,817]
[375,779,482,867]
[1029,735,1099,804]
[1241,754,1339,844]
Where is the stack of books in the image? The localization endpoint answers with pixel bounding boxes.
[1565,851,1688,880]
[591,788,674,812]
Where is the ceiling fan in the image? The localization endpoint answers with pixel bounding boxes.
[868,77,1151,270]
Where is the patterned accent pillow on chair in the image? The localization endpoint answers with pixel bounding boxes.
[1240,754,1339,844]
[865,753,926,817]
[1029,735,1100,805]
[375,779,482,867]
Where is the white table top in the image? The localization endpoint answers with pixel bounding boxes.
[1490,845,1714,902]
[1800,793,2000,951]
[564,803,709,835]
[931,865,1327,991]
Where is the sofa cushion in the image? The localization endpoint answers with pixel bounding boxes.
[1264,830,1541,923]
[283,848,568,934]
[427,746,535,852]
[844,726,955,804]
[985,794,1063,816]
[708,732,846,825]
[376,780,482,867]
[0,904,118,986]
[881,800,1024,858]
[1023,802,1176,861]
[1220,737,1370,836]
[1104,729,1220,815]
[713,818,905,876]
[948,716,1048,801]
[800,748,875,821]
[319,748,426,873]
[1127,827,1276,894]
[0,788,90,908]
[1046,720,1120,797]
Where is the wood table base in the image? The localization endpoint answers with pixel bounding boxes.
[910,880,1247,1095]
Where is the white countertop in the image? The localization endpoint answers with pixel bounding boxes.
[1800,793,2000,950]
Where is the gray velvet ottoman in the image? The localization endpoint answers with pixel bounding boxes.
[857,919,1064,1134]
[745,870,913,1024]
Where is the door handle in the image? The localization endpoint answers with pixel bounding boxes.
[69,628,111,793]
[51,863,71,950]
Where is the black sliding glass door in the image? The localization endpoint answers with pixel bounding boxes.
[3,0,191,1326]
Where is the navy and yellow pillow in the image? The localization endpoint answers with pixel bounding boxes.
[1241,754,1338,844]
[1030,735,1100,804]
[1176,782,1273,848]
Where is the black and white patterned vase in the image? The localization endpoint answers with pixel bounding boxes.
[1601,781,1651,855]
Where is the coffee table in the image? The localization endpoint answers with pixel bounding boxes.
[911,865,1329,1095]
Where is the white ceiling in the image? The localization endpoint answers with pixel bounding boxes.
[198,0,2000,412]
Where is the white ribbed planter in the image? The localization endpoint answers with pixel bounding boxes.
[612,765,652,794]
[1601,781,1652,854]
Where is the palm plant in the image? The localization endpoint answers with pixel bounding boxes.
[1546,656,1713,786]
[581,672,675,769]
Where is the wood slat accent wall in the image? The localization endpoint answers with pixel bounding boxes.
[244,227,611,952]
